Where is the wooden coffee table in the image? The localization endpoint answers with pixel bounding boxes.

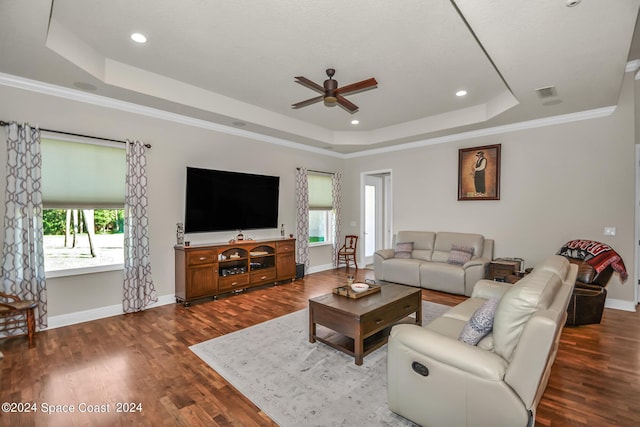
[308,283,422,365]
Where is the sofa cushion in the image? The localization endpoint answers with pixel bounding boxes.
[419,261,466,294]
[396,231,435,261]
[447,244,474,265]
[493,270,562,361]
[458,298,499,345]
[383,258,423,287]
[432,232,484,263]
[394,242,413,259]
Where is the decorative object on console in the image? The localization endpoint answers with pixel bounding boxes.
[176,222,184,246]
[458,144,501,201]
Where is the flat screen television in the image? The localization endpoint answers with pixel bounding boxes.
[184,167,280,233]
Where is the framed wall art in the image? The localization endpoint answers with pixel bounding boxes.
[458,144,501,201]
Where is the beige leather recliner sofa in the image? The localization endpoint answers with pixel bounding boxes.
[387,255,577,427]
[374,231,494,296]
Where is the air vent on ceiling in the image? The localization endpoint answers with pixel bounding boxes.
[536,86,558,99]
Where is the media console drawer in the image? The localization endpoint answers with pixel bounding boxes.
[219,273,250,291]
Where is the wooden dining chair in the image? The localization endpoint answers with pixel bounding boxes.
[0,292,37,348]
[337,235,359,270]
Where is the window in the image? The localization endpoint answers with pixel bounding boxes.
[41,137,126,275]
[308,173,334,245]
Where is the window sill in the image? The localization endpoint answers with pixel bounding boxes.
[46,263,124,278]
[309,242,334,248]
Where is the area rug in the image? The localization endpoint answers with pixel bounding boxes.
[190,300,449,427]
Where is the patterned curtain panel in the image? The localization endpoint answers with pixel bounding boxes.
[295,168,310,269]
[1,122,47,330]
[331,172,342,267]
[123,140,157,313]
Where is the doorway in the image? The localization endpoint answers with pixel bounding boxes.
[361,170,392,267]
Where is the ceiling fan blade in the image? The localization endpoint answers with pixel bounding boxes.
[294,76,325,94]
[291,95,324,109]
[335,78,378,96]
[336,94,358,113]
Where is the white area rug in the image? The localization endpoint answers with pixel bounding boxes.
[190,300,450,427]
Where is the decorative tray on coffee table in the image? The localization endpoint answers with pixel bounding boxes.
[332,282,381,299]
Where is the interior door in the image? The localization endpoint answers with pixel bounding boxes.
[362,172,391,266]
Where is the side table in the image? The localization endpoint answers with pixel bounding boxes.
[487,258,524,283]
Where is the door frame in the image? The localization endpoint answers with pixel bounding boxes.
[360,169,392,267]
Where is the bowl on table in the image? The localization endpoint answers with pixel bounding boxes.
[350,283,370,293]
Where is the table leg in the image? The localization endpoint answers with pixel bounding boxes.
[309,306,316,343]
[416,296,422,326]
[354,330,364,365]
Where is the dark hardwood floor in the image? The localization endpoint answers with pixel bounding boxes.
[0,268,638,426]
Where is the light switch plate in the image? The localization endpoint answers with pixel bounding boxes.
[604,227,616,236]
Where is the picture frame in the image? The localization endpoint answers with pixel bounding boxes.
[458,144,501,201]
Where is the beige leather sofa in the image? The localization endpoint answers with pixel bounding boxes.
[387,255,577,427]
[374,231,494,296]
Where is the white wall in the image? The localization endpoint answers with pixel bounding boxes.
[342,72,637,307]
[0,83,344,320]
[0,69,637,323]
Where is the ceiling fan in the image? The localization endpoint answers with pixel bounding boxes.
[292,68,378,113]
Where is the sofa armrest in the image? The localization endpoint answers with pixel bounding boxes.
[389,324,507,380]
[374,248,395,260]
[463,257,489,269]
[471,279,513,300]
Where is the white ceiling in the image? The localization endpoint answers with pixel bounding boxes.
[0,0,639,154]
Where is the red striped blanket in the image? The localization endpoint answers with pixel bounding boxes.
[557,240,627,282]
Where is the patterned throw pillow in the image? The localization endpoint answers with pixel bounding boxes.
[458,298,500,345]
[447,244,474,265]
[394,242,413,259]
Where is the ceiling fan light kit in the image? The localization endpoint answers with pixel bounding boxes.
[292,68,377,113]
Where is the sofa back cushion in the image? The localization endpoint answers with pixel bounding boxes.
[396,231,436,261]
[534,255,570,280]
[432,232,484,263]
[492,270,562,361]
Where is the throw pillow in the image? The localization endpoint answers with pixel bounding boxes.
[394,242,413,259]
[447,244,474,265]
[458,298,499,346]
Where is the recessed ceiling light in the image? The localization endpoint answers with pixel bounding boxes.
[351,119,359,125]
[130,32,147,43]
[456,90,467,97]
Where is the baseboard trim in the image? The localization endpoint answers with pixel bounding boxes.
[605,297,637,312]
[46,294,176,330]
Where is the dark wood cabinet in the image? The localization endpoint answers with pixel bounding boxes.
[175,238,296,306]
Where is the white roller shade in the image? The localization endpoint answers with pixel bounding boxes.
[41,138,126,208]
[308,173,333,210]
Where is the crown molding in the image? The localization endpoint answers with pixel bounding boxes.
[0,72,619,160]
[344,105,617,158]
[0,72,344,158]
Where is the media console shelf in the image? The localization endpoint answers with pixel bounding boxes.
[174,238,296,306]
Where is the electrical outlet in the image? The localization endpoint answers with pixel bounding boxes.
[604,227,616,236]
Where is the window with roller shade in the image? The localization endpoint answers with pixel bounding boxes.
[308,173,334,245]
[41,137,126,275]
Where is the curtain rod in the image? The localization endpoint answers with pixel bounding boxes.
[0,120,151,148]
[296,167,335,175]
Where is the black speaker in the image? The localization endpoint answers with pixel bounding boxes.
[296,263,305,279]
